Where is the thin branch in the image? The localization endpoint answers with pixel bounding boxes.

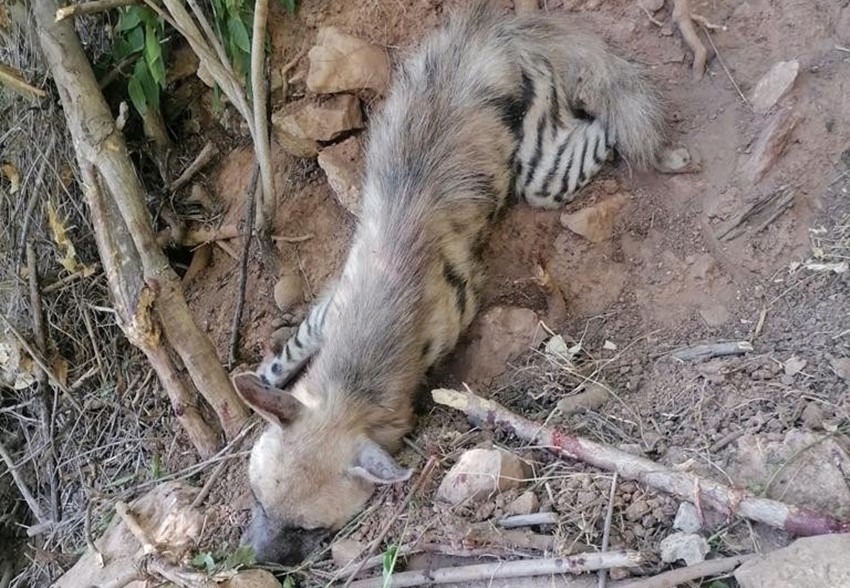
[619,554,753,588]
[170,142,219,192]
[0,62,46,99]
[229,163,259,367]
[597,472,618,588]
[55,0,138,20]
[0,440,45,523]
[249,0,275,233]
[432,387,850,537]
[348,552,644,588]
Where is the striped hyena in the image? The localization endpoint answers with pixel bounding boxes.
[232,0,665,564]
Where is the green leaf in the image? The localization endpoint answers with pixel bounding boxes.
[227,14,251,53]
[382,544,399,588]
[115,8,142,32]
[222,545,256,569]
[281,0,296,14]
[144,24,166,88]
[282,576,295,588]
[190,552,216,572]
[125,26,145,54]
[128,72,148,116]
[150,453,161,479]
[137,6,159,29]
[134,59,160,111]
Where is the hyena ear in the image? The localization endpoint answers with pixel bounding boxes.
[231,372,304,426]
[348,439,411,484]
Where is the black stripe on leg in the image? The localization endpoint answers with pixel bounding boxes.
[442,261,468,316]
[576,135,590,186]
[522,115,547,189]
[539,137,571,198]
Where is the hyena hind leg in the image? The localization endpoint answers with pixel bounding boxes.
[256,289,335,388]
[521,117,613,210]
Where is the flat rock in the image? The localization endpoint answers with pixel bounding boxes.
[560,194,628,243]
[743,108,801,184]
[331,537,366,568]
[659,532,709,566]
[506,491,539,516]
[735,534,850,588]
[221,569,282,588]
[556,383,609,415]
[831,356,850,380]
[725,429,850,520]
[272,95,363,157]
[673,502,701,533]
[455,307,543,383]
[273,274,304,312]
[317,137,363,216]
[307,27,390,94]
[750,60,799,114]
[437,448,528,505]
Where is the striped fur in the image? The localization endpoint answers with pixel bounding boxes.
[234,0,665,565]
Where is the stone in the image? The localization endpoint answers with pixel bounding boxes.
[659,532,709,566]
[726,429,850,520]
[673,502,701,533]
[642,0,665,11]
[273,274,304,312]
[556,383,609,415]
[625,499,651,522]
[331,537,366,568]
[750,60,799,114]
[317,137,363,216]
[800,402,824,430]
[783,356,807,376]
[307,27,390,94]
[560,194,628,243]
[831,357,850,380]
[743,109,801,184]
[735,534,850,588]
[656,146,694,173]
[272,95,363,158]
[455,307,543,383]
[506,491,539,516]
[436,448,528,505]
[221,569,281,588]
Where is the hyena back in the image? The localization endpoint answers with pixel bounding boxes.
[233,0,664,564]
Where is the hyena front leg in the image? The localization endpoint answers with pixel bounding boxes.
[256,287,335,389]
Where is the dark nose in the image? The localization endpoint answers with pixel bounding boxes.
[241,507,329,565]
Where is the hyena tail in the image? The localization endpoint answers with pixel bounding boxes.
[509,12,667,169]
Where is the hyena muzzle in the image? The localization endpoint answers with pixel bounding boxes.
[232,0,665,565]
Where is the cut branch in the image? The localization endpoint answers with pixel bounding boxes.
[54,0,137,21]
[33,0,249,448]
[347,552,643,588]
[0,62,47,99]
[433,387,850,538]
[619,554,753,588]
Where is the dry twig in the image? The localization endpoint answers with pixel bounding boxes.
[433,387,850,537]
[54,0,137,20]
[229,163,259,367]
[597,472,618,588]
[619,554,753,587]
[672,0,708,80]
[170,142,219,192]
[669,341,753,361]
[0,62,46,99]
[348,551,643,588]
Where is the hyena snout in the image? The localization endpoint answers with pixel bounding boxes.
[232,373,412,564]
[240,506,329,565]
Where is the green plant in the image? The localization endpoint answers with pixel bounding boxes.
[381,544,400,588]
[190,545,256,574]
[112,6,168,116]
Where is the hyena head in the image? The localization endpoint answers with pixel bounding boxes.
[232,373,411,564]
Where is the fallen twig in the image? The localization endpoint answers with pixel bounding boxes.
[340,457,439,587]
[229,163,259,367]
[42,264,99,293]
[433,387,850,537]
[669,341,753,362]
[701,25,750,108]
[0,62,46,99]
[0,439,45,524]
[55,0,137,20]
[348,551,643,588]
[619,554,753,588]
[597,472,618,588]
[672,0,707,80]
[498,512,559,529]
[170,142,219,192]
[249,0,274,232]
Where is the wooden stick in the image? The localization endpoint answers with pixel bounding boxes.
[0,63,46,99]
[249,0,275,234]
[618,554,753,588]
[55,0,137,20]
[432,388,850,538]
[348,551,643,588]
[170,142,219,192]
[0,440,45,523]
[672,0,707,80]
[228,163,259,367]
[669,341,752,361]
[597,472,618,588]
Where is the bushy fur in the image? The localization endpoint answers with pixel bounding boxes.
[237,0,665,564]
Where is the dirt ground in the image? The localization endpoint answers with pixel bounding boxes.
[5,0,845,585]
[163,0,850,583]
